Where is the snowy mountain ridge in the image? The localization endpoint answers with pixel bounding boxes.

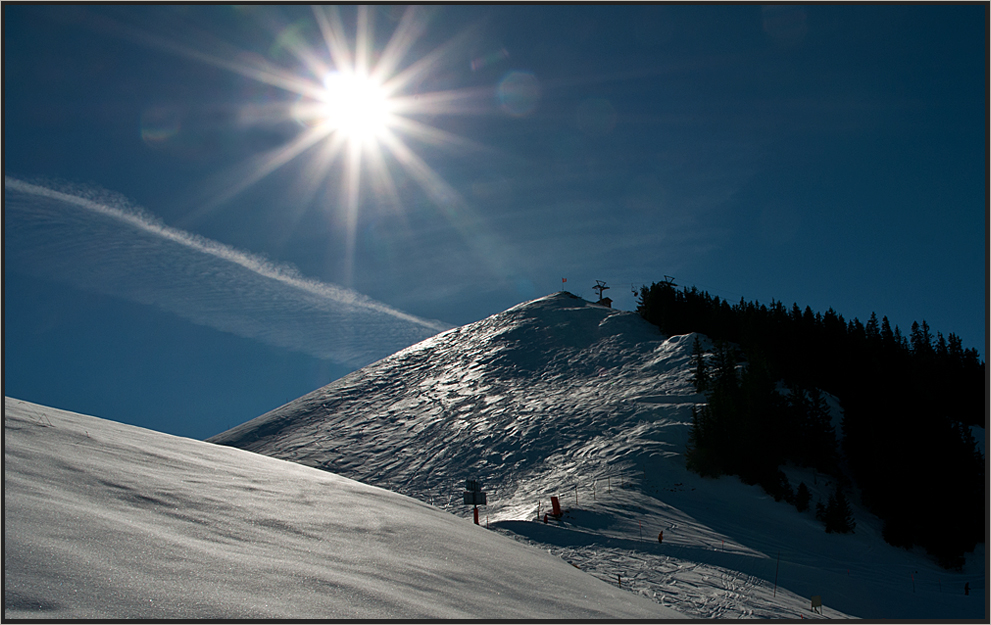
[210,291,985,619]
[211,291,702,521]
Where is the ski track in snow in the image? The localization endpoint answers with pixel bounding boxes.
[200,292,982,620]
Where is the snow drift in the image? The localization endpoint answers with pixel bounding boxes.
[3,396,682,619]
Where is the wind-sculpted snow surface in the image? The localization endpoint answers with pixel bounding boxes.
[4,397,683,619]
[211,293,699,514]
[210,292,985,620]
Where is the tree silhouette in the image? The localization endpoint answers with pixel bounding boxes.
[637,279,984,566]
[824,486,855,534]
[690,334,709,393]
[794,482,811,513]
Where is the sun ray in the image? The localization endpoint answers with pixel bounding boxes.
[361,138,406,215]
[390,86,494,116]
[369,6,429,84]
[289,132,348,212]
[105,16,325,101]
[378,131,467,218]
[390,115,490,152]
[341,139,365,286]
[376,129,519,281]
[354,5,372,78]
[312,5,353,74]
[380,27,478,96]
[185,123,336,223]
[246,126,334,186]
[264,17,330,79]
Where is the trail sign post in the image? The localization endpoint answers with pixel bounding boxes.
[463,479,487,525]
[462,491,487,505]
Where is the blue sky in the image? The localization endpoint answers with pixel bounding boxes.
[4,4,986,439]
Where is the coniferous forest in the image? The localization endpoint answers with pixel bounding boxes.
[637,281,985,569]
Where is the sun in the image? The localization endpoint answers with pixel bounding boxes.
[161,5,482,205]
[310,70,394,146]
[154,5,489,285]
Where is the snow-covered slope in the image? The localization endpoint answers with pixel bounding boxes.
[211,292,697,519]
[4,397,683,619]
[210,292,986,620]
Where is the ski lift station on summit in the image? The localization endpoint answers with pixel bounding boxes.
[593,281,612,308]
[594,276,676,308]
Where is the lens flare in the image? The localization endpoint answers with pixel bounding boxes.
[140,107,181,145]
[498,71,541,117]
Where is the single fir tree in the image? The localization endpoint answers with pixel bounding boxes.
[690,334,709,393]
[824,486,856,534]
[686,404,721,477]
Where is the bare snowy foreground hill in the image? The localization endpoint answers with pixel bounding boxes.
[4,396,684,619]
[210,292,986,620]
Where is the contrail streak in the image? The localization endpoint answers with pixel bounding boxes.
[5,176,452,365]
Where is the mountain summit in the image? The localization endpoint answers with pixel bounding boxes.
[209,291,699,519]
[209,292,984,619]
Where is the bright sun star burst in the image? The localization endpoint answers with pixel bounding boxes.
[312,70,394,145]
[157,5,488,285]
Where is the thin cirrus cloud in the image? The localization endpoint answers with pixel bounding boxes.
[4,176,453,366]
